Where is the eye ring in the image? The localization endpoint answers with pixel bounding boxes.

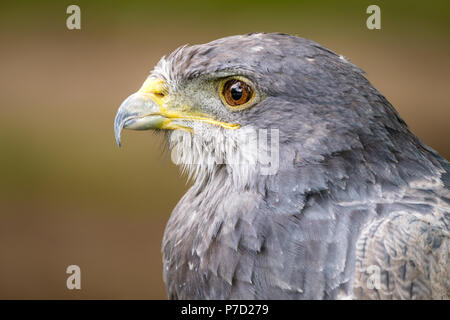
[219,77,256,110]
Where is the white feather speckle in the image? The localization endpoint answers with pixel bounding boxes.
[251,46,264,52]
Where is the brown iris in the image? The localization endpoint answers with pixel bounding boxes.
[222,79,253,107]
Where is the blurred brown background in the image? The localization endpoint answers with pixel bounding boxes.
[0,0,449,299]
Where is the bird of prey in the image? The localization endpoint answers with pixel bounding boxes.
[114,33,450,299]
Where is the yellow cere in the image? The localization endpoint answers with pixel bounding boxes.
[138,78,167,108]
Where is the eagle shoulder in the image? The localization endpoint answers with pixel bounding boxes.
[353,209,450,299]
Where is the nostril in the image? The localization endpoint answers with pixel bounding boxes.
[153,92,165,98]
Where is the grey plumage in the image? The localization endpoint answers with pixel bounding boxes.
[115,33,450,299]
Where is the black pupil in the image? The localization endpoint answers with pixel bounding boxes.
[230,82,243,100]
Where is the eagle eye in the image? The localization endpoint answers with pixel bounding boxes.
[220,78,255,110]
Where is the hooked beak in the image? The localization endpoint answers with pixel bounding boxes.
[114,91,168,147]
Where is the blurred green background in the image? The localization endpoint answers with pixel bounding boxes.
[0,0,449,299]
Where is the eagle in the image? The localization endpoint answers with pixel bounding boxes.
[114,33,450,299]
